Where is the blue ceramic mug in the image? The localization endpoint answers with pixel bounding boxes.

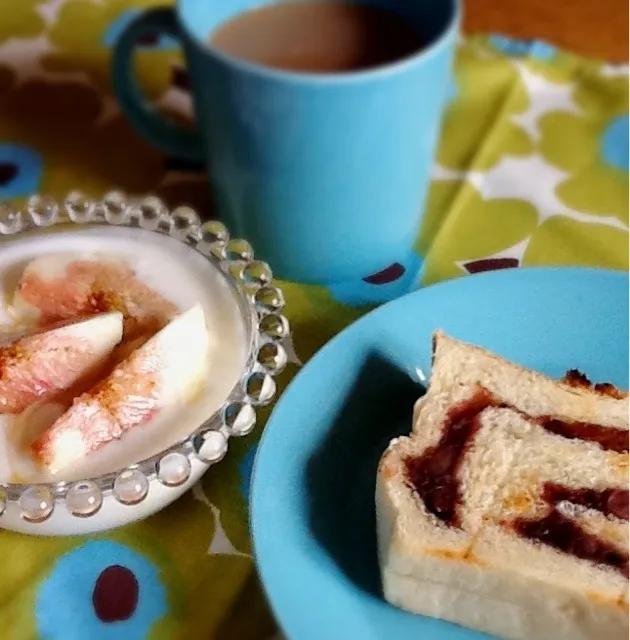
[112,0,459,284]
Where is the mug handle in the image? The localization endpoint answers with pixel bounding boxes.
[111,7,204,161]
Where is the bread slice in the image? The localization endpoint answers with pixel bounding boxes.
[377,332,629,640]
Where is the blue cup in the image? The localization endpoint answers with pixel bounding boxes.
[112,0,459,284]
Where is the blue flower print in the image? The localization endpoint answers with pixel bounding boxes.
[490,35,557,61]
[327,250,422,307]
[36,540,168,640]
[446,75,458,106]
[239,444,258,502]
[0,143,43,199]
[601,114,629,172]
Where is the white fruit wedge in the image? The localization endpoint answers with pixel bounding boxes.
[0,312,124,415]
[32,305,210,473]
[12,253,178,340]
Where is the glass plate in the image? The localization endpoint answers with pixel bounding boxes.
[0,192,295,535]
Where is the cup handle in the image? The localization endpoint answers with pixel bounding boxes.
[111,7,204,161]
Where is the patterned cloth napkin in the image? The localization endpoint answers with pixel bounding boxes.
[0,2,627,639]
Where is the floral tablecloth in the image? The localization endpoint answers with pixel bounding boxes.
[0,2,628,639]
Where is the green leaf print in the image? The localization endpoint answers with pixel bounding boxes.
[436,43,533,172]
[43,0,180,101]
[0,530,68,639]
[539,112,592,174]
[421,181,538,285]
[557,166,628,223]
[416,179,463,256]
[200,434,253,555]
[281,280,367,361]
[523,216,629,271]
[538,70,628,223]
[0,0,45,44]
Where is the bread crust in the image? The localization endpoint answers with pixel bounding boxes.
[376,332,629,640]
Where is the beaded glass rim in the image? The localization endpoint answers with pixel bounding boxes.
[0,191,295,523]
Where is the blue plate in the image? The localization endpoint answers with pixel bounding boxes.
[251,267,629,640]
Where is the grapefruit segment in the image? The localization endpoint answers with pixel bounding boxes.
[0,312,124,414]
[31,305,210,472]
[13,254,179,340]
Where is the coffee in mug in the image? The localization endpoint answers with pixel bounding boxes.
[209,1,425,74]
